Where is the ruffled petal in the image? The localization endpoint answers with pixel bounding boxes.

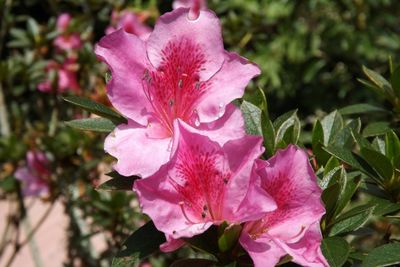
[239,233,285,267]
[104,120,171,177]
[222,136,276,222]
[274,223,328,267]
[160,236,185,252]
[258,145,325,242]
[147,8,224,81]
[95,29,152,125]
[196,52,260,123]
[189,103,245,146]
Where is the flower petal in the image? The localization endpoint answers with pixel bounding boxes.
[273,223,328,267]
[191,103,245,146]
[258,145,325,242]
[196,52,261,123]
[239,232,285,267]
[160,236,186,252]
[105,120,171,177]
[222,136,276,222]
[134,162,213,238]
[146,8,224,81]
[95,29,152,125]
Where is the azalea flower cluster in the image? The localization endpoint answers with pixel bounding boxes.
[38,13,81,93]
[95,3,328,267]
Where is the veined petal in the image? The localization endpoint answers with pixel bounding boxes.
[273,223,328,267]
[239,233,285,267]
[105,120,171,177]
[257,145,325,242]
[95,29,152,125]
[147,8,224,81]
[196,52,261,123]
[188,103,246,146]
[135,120,265,239]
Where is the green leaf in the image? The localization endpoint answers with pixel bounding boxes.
[332,119,361,148]
[312,120,330,166]
[339,104,387,115]
[385,130,400,167]
[335,174,362,216]
[362,243,400,267]
[218,224,242,252]
[63,96,126,124]
[65,118,116,133]
[170,259,217,267]
[390,65,400,96]
[329,204,375,236]
[362,65,392,92]
[96,172,139,191]
[321,110,343,146]
[273,109,300,148]
[185,226,219,256]
[321,237,350,267]
[363,122,391,137]
[360,148,393,181]
[112,221,166,266]
[323,146,379,182]
[261,111,275,157]
[240,101,262,136]
[369,197,400,217]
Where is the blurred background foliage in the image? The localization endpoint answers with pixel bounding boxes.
[1,0,400,266]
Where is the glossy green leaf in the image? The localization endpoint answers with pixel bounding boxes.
[339,104,387,115]
[218,224,242,252]
[321,110,343,146]
[65,118,116,132]
[369,197,400,217]
[390,65,400,96]
[64,96,127,124]
[360,148,393,181]
[312,120,330,166]
[385,130,400,166]
[362,66,392,92]
[274,110,300,149]
[261,111,275,157]
[332,119,361,148]
[185,226,219,256]
[362,122,391,137]
[329,204,375,236]
[112,221,166,266]
[323,146,379,182]
[335,174,362,216]
[240,100,262,136]
[363,243,400,267]
[321,237,350,267]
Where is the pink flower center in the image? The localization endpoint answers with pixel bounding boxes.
[169,144,230,223]
[142,39,208,135]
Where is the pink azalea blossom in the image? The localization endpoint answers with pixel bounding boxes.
[134,120,276,239]
[173,0,207,20]
[38,58,80,93]
[95,8,260,177]
[53,13,82,51]
[14,150,50,197]
[239,145,328,267]
[105,10,152,40]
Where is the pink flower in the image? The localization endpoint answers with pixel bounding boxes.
[14,150,50,197]
[95,8,260,177]
[239,145,328,267]
[38,58,80,93]
[173,0,207,20]
[134,120,276,239]
[57,13,72,32]
[53,13,82,51]
[106,10,152,40]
